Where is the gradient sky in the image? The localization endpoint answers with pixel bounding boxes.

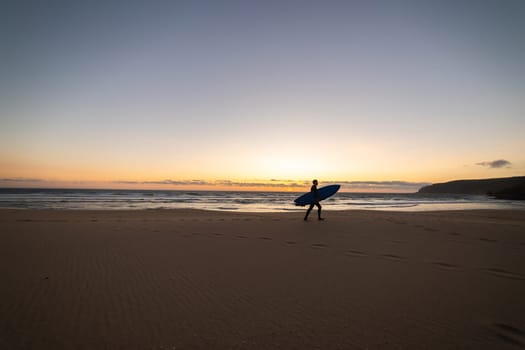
[1,0,524,191]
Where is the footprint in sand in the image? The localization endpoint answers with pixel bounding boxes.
[424,227,438,232]
[430,261,459,270]
[380,254,406,261]
[448,232,461,236]
[311,243,327,249]
[493,323,525,347]
[387,219,407,225]
[285,241,297,245]
[482,268,525,281]
[258,236,272,240]
[236,235,248,239]
[345,250,366,257]
[479,237,498,243]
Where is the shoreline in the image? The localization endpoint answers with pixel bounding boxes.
[2,188,524,213]
[2,209,524,349]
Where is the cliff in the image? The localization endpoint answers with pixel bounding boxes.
[418,176,525,199]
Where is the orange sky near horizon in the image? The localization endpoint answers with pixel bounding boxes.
[1,118,523,192]
[1,151,523,193]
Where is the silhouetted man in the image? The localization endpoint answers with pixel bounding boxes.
[304,179,324,221]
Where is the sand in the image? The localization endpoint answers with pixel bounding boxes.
[1,209,524,349]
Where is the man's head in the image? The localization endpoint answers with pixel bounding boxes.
[313,179,318,185]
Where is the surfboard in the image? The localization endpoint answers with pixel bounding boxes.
[294,184,341,206]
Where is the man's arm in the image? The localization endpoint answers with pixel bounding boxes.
[312,185,320,201]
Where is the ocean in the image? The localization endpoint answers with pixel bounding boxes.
[1,188,524,212]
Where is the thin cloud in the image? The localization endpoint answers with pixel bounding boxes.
[0,178,45,182]
[114,179,306,188]
[115,179,212,186]
[339,181,431,191]
[476,159,511,168]
[216,181,305,188]
[113,179,429,191]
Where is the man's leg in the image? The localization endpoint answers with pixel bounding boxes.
[316,203,323,220]
[304,204,314,221]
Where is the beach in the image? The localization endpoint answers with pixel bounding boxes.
[1,209,524,349]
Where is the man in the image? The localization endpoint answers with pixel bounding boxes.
[304,179,324,221]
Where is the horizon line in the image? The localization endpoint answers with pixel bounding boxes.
[0,177,432,193]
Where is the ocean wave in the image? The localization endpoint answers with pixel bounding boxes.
[1,189,523,212]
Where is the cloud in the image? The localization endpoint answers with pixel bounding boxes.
[476,159,511,168]
[0,178,45,182]
[214,180,309,188]
[338,181,431,191]
[113,179,429,191]
[113,179,307,188]
[115,179,210,186]
[0,177,429,192]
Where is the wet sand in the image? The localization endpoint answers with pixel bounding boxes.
[1,209,525,349]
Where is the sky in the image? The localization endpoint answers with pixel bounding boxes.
[1,0,524,192]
